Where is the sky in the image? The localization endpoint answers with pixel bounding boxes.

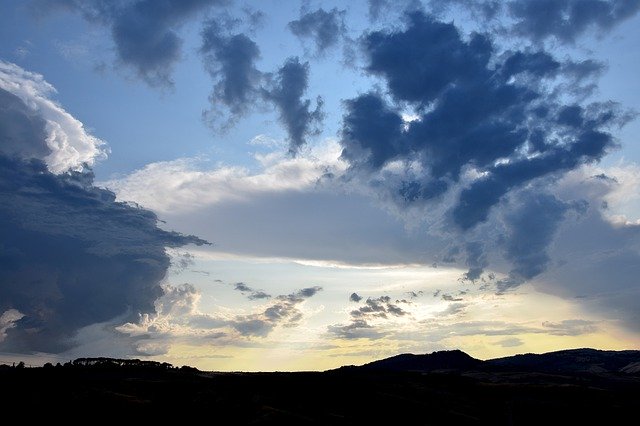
[1,0,640,371]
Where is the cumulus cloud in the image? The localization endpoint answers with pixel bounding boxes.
[288,7,347,55]
[263,57,324,153]
[36,0,228,86]
[350,292,363,302]
[0,62,207,353]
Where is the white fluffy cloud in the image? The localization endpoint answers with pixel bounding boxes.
[0,309,24,342]
[104,140,450,266]
[0,61,107,173]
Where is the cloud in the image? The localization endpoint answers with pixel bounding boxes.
[329,294,407,340]
[495,337,523,348]
[392,318,599,344]
[233,282,271,300]
[0,61,107,173]
[288,7,347,55]
[541,319,598,336]
[262,57,324,153]
[36,0,228,86]
[117,284,322,350]
[327,319,385,340]
[199,29,323,151]
[437,302,467,317]
[508,0,640,44]
[441,294,463,302]
[350,292,363,302]
[500,192,570,284]
[339,11,628,282]
[105,141,450,266]
[0,310,24,342]
[529,168,640,331]
[200,19,262,125]
[0,63,207,353]
[350,296,407,319]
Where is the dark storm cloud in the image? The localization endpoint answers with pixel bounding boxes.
[340,11,625,288]
[0,89,208,353]
[229,286,322,337]
[0,159,207,353]
[263,57,324,153]
[36,0,228,86]
[349,292,363,302]
[233,282,271,300]
[508,0,640,43]
[343,11,621,194]
[201,19,262,120]
[288,7,347,55]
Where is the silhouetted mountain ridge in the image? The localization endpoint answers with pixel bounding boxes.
[354,347,640,374]
[486,347,640,373]
[359,349,482,372]
[2,347,640,423]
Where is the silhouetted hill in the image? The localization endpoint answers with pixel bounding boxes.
[486,348,640,374]
[353,348,640,375]
[359,349,483,372]
[1,348,639,424]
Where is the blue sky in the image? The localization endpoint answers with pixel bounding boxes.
[1,0,640,370]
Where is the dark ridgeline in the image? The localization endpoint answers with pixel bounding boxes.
[356,347,640,374]
[356,349,482,371]
[1,348,639,424]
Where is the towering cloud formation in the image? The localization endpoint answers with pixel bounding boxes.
[0,62,207,353]
[0,62,106,173]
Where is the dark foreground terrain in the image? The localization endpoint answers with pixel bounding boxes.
[2,348,639,424]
